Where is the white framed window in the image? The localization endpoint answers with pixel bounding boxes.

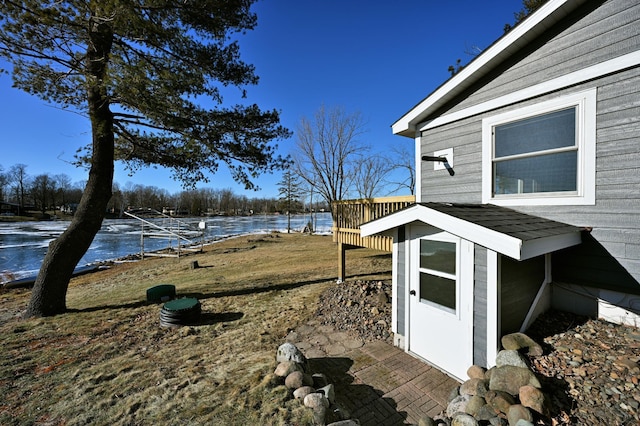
[482,89,596,206]
[418,235,459,315]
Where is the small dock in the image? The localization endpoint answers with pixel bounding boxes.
[124,209,205,258]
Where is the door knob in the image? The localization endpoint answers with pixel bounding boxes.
[409,290,416,296]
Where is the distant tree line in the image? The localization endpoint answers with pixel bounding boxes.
[0,163,326,219]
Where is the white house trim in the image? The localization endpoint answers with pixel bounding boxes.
[391,229,399,335]
[360,204,581,261]
[481,89,597,206]
[486,250,499,368]
[414,134,422,202]
[418,52,639,133]
[392,0,590,137]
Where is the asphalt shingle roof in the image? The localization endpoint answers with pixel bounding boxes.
[419,203,581,242]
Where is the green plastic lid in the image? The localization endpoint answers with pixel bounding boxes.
[163,297,199,312]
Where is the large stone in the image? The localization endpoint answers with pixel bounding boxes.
[476,403,499,421]
[489,366,541,396]
[327,421,359,426]
[277,342,307,364]
[274,361,304,377]
[313,405,327,426]
[376,291,389,306]
[501,333,543,356]
[285,371,313,389]
[464,395,486,417]
[519,385,549,417]
[293,386,315,400]
[417,416,437,426]
[451,413,480,426]
[467,365,487,379]
[484,366,495,380]
[460,378,489,397]
[485,390,516,415]
[447,394,471,418]
[304,392,330,409]
[496,350,530,369]
[489,417,508,426]
[507,404,533,426]
[448,385,461,402]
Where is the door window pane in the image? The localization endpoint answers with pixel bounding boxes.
[420,273,456,311]
[420,240,456,275]
[419,239,457,313]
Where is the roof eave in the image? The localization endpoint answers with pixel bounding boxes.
[392,0,588,138]
[361,204,523,258]
[360,204,582,260]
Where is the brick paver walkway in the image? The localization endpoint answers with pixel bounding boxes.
[287,320,460,425]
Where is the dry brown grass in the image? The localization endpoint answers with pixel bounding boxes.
[0,233,391,425]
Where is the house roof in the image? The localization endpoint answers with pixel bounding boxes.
[392,0,590,138]
[360,203,582,260]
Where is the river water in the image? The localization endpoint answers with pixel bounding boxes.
[0,212,332,280]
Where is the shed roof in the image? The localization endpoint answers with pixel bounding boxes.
[360,203,582,260]
[392,0,589,137]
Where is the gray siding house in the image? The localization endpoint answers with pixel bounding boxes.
[361,0,640,380]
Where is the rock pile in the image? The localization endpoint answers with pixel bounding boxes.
[273,342,357,426]
[316,280,392,344]
[526,310,640,425]
[422,333,550,426]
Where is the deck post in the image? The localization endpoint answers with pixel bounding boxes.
[338,242,346,283]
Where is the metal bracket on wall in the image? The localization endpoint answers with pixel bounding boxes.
[421,155,455,176]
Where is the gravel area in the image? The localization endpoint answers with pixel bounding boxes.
[526,310,640,425]
[316,280,640,425]
[316,280,393,344]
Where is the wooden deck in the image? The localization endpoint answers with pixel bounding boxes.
[332,195,415,281]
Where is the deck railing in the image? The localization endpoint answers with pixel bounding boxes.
[332,195,415,280]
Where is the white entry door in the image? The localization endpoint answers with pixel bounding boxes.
[408,226,474,380]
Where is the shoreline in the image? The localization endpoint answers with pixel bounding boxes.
[1,230,332,287]
[0,213,333,282]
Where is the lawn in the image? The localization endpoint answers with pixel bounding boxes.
[0,233,391,425]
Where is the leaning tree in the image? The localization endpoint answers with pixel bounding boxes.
[0,0,291,317]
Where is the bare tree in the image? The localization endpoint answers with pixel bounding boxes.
[30,173,56,216]
[54,174,72,212]
[386,144,415,195]
[292,105,367,218]
[0,164,7,202]
[8,164,29,215]
[353,155,390,199]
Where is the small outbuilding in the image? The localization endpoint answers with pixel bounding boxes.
[361,0,640,380]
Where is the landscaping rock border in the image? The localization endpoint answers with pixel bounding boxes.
[273,342,356,426]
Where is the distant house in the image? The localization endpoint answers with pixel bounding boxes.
[0,201,20,216]
[360,0,640,380]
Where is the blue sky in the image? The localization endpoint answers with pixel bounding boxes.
[0,1,521,199]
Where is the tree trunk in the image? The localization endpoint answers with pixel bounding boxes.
[25,16,114,318]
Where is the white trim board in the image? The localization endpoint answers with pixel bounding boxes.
[418,51,640,132]
[360,204,581,261]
